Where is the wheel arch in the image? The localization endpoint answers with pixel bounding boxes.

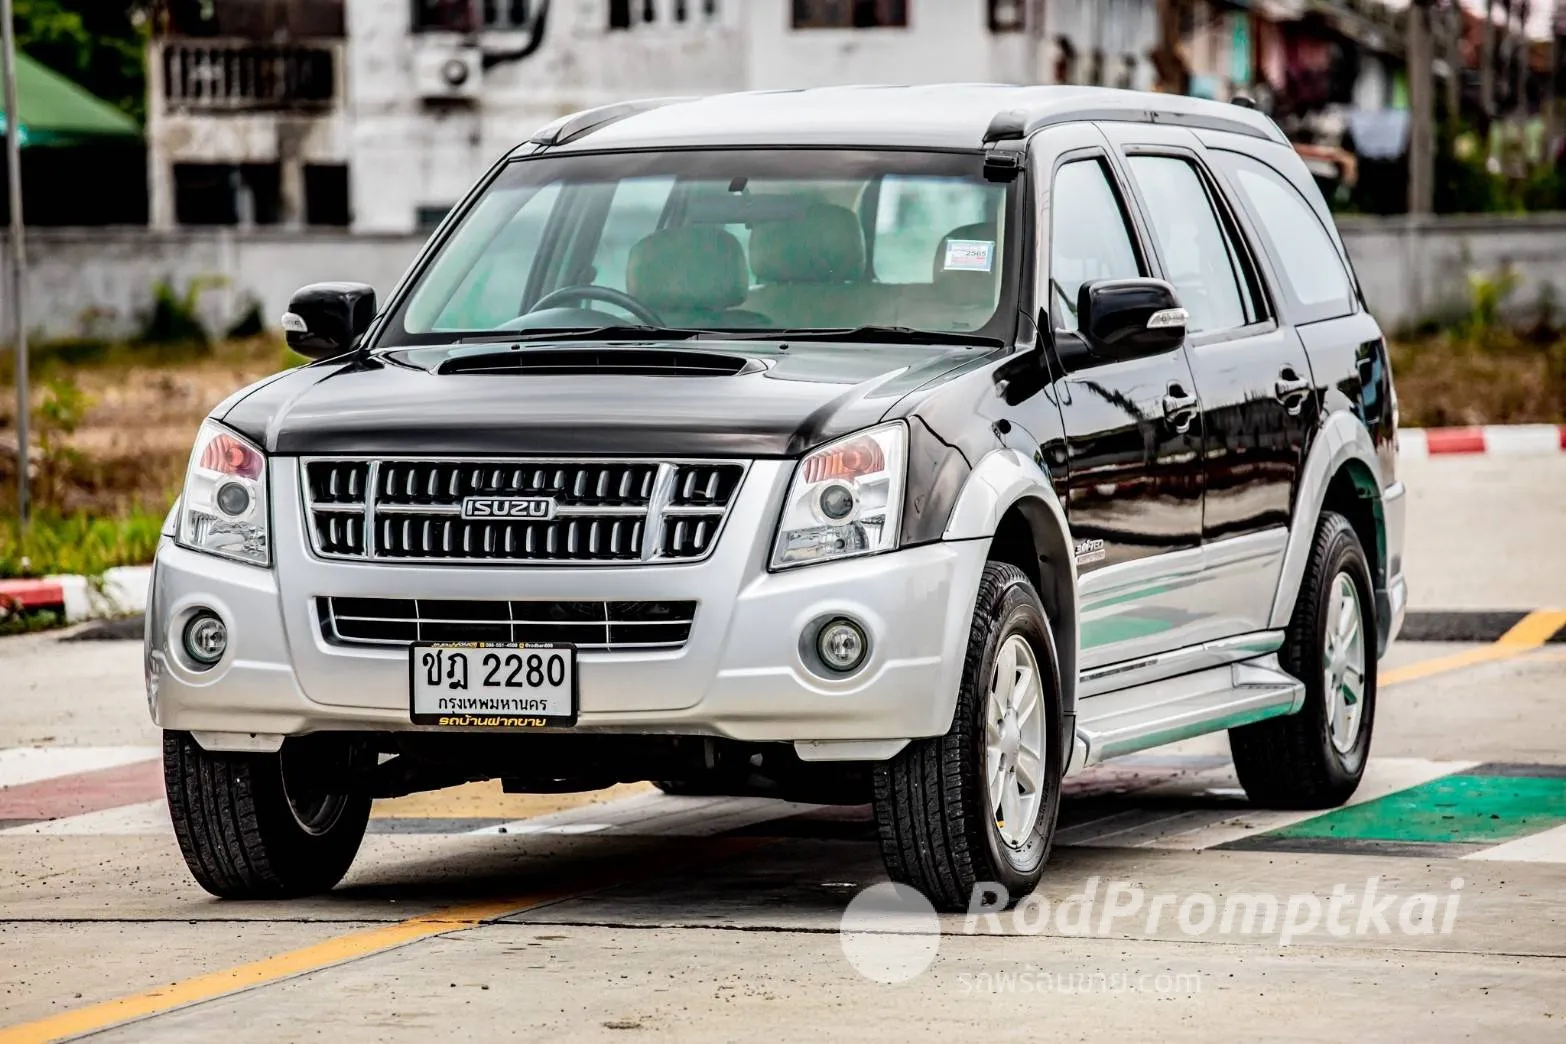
[943,449,1079,721]
[1271,411,1392,649]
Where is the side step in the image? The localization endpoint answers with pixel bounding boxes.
[1069,655,1305,773]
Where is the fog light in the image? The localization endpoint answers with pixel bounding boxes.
[183,612,228,667]
[215,480,252,517]
[817,617,868,673]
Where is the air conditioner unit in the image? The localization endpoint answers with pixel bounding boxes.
[414,47,484,101]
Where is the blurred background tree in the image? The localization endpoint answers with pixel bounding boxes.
[11,1,151,123]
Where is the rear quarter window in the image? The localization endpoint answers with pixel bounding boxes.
[1211,150,1356,324]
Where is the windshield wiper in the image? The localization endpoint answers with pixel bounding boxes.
[455,325,704,344]
[725,326,1003,347]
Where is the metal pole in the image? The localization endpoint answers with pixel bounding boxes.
[1,0,26,525]
[1409,0,1436,216]
[1482,0,1497,128]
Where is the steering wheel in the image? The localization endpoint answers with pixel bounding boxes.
[527,285,664,326]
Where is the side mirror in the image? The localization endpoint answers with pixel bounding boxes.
[1075,278,1187,366]
[281,282,377,359]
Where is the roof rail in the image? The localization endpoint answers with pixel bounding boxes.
[982,101,1286,147]
[529,97,694,147]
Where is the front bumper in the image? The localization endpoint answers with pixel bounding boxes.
[147,458,988,757]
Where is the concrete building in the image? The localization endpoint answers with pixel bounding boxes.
[147,0,1161,234]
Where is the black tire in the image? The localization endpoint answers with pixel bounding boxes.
[163,731,371,899]
[1230,511,1377,809]
[872,562,1064,913]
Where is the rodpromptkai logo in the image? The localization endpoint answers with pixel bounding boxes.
[838,876,1466,983]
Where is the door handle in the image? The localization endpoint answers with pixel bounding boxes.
[1163,383,1199,433]
[1274,368,1312,415]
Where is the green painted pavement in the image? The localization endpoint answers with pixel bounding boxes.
[1268,774,1566,845]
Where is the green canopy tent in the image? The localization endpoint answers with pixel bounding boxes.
[1,46,146,519]
[0,50,140,148]
[0,51,144,227]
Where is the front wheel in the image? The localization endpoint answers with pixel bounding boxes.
[164,731,371,899]
[872,562,1064,912]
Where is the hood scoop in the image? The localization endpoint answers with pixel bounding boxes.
[438,347,762,377]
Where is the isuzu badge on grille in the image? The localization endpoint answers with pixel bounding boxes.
[461,497,556,520]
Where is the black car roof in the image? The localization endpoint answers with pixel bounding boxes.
[532,84,1290,153]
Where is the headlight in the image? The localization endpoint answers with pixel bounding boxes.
[771,422,906,570]
[177,420,270,567]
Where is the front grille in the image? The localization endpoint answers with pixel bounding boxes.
[319,597,697,651]
[302,458,746,564]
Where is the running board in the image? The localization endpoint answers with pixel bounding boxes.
[1069,655,1305,773]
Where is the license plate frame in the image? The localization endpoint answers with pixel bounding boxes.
[408,642,578,729]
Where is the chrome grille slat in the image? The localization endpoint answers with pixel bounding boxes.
[319,597,698,652]
[304,458,745,564]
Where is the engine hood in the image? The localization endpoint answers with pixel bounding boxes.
[219,340,993,458]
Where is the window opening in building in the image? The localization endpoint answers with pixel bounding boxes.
[792,0,908,29]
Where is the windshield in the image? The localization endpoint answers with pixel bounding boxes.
[381,149,1018,347]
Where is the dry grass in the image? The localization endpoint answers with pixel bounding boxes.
[0,339,294,517]
[1388,332,1566,429]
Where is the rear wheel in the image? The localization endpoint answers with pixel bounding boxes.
[1230,511,1377,808]
[163,731,371,899]
[873,562,1063,912]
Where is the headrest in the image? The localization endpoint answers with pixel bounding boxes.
[627,226,748,313]
[932,222,1001,307]
[750,202,867,285]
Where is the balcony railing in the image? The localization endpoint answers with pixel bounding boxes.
[161,40,338,113]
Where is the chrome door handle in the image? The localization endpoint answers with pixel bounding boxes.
[1274,369,1312,415]
[1163,385,1199,433]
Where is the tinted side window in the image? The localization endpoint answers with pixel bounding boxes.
[1217,151,1354,315]
[1049,159,1142,332]
[1126,155,1249,335]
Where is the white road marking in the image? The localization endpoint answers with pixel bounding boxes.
[0,799,169,836]
[1463,821,1566,863]
[468,793,824,838]
[0,746,159,789]
[12,752,1562,863]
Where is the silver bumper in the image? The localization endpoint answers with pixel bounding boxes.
[146,458,988,758]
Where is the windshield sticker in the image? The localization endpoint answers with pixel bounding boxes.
[944,239,995,273]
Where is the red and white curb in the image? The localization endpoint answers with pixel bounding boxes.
[1400,424,1566,457]
[0,565,151,623]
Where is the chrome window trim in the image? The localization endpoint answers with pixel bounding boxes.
[298,456,750,566]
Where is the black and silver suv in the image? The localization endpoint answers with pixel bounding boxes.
[148,85,1406,909]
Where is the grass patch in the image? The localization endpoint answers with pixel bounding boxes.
[0,510,166,579]
[1389,331,1566,428]
[0,337,294,518]
[0,605,66,637]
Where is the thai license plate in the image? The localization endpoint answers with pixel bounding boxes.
[410,643,577,729]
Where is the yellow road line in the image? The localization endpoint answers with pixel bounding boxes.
[0,897,541,1044]
[0,836,767,1044]
[1383,610,1566,687]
